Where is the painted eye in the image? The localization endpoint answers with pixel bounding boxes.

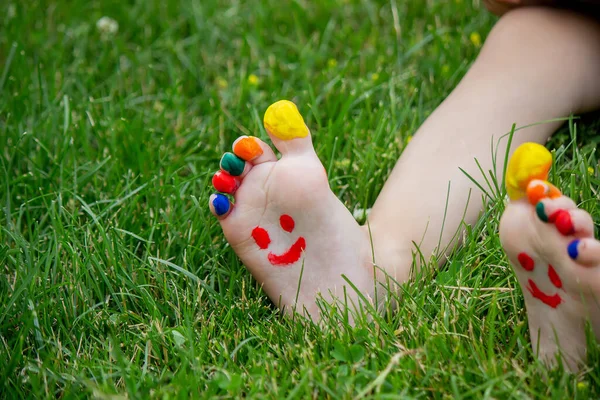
[251,227,271,249]
[280,214,295,232]
[547,265,562,289]
[517,252,535,271]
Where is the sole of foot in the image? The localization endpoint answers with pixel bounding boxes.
[209,100,378,321]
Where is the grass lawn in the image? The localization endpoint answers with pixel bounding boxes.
[2,0,600,398]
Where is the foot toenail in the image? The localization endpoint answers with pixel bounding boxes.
[505,143,552,200]
[211,194,230,216]
[567,239,580,259]
[220,152,246,176]
[547,209,565,223]
[233,136,263,161]
[263,100,309,140]
[527,181,548,205]
[554,210,574,235]
[212,171,240,194]
[536,202,548,222]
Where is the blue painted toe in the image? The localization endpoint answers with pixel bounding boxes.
[568,239,580,260]
[212,194,230,216]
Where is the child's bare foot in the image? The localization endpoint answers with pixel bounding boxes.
[500,179,600,370]
[208,101,375,320]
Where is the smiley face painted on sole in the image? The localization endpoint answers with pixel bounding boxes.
[251,214,307,266]
[517,252,564,308]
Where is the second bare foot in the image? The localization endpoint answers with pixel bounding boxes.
[501,180,600,370]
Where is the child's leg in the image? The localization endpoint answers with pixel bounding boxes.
[368,7,600,283]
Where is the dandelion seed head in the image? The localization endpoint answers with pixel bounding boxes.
[96,16,119,39]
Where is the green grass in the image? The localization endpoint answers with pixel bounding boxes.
[2,0,600,398]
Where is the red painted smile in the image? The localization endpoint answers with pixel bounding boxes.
[517,252,563,309]
[251,214,307,266]
[526,279,562,308]
[268,237,306,265]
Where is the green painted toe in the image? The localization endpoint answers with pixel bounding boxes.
[220,152,246,176]
[536,201,548,222]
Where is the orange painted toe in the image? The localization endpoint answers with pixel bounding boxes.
[233,136,263,161]
[527,180,562,205]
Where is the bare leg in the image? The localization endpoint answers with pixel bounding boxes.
[369,7,600,283]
